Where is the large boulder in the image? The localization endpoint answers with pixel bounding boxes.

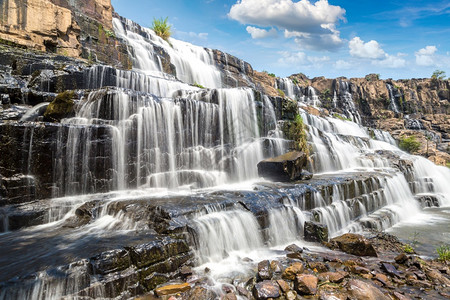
[329,233,378,257]
[257,151,308,182]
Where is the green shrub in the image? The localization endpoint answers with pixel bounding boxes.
[399,136,421,153]
[277,89,285,98]
[287,114,309,155]
[193,82,205,89]
[151,17,172,41]
[292,78,299,85]
[268,73,276,77]
[436,244,450,261]
[432,70,446,80]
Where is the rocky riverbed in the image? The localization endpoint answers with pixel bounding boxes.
[131,232,450,300]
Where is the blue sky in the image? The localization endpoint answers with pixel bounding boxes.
[111,0,450,79]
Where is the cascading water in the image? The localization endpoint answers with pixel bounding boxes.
[386,83,400,113]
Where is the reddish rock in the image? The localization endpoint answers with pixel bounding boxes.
[155,283,191,296]
[257,260,272,280]
[282,262,304,280]
[295,274,318,295]
[276,279,290,293]
[318,271,347,283]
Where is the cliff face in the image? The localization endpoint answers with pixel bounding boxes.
[0,0,130,68]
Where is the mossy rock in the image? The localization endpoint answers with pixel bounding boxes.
[43,91,75,122]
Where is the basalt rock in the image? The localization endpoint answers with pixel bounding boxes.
[257,151,308,182]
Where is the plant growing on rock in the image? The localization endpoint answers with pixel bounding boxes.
[399,136,421,153]
[436,244,450,261]
[277,89,286,98]
[286,114,309,155]
[151,17,172,41]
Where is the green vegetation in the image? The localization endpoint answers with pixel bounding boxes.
[436,244,450,261]
[365,73,380,81]
[277,88,286,98]
[403,231,419,254]
[151,17,172,41]
[399,136,421,153]
[193,82,205,89]
[292,78,299,85]
[286,114,309,155]
[432,70,446,80]
[333,113,351,121]
[268,73,276,78]
[44,91,76,122]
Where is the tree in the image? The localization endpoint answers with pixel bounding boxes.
[151,17,172,41]
[431,70,446,80]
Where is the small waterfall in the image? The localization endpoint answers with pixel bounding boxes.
[20,102,50,122]
[336,81,361,123]
[193,209,263,263]
[386,83,400,113]
[267,206,306,246]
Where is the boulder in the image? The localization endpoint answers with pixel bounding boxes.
[252,280,281,300]
[329,233,378,257]
[257,260,272,280]
[295,274,318,295]
[346,279,389,300]
[282,262,305,280]
[257,151,308,182]
[304,221,329,243]
[318,271,347,283]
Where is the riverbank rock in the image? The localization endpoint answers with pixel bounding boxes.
[154,283,191,296]
[346,279,389,300]
[295,274,318,295]
[252,280,281,299]
[257,151,308,182]
[328,233,378,257]
[304,221,329,243]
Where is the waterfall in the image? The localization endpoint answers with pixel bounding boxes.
[336,80,361,123]
[386,83,400,113]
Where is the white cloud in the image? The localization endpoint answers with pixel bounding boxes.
[349,37,386,59]
[334,59,352,69]
[278,51,329,66]
[176,31,209,41]
[373,54,407,69]
[246,26,278,39]
[229,0,346,51]
[415,45,437,66]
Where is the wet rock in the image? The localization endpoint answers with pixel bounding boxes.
[188,286,216,300]
[257,260,272,280]
[295,274,318,295]
[130,238,190,269]
[257,151,307,182]
[329,233,377,257]
[252,280,281,300]
[284,244,303,253]
[142,273,170,291]
[43,90,76,122]
[394,253,408,264]
[424,267,450,285]
[286,251,303,260]
[286,290,297,300]
[282,262,304,280]
[392,291,412,300]
[381,263,401,278]
[276,279,290,293]
[155,283,191,296]
[221,292,237,300]
[346,279,389,300]
[318,271,347,283]
[308,261,329,273]
[270,260,283,274]
[90,249,131,275]
[304,221,328,243]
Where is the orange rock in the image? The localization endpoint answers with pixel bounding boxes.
[155,283,191,296]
